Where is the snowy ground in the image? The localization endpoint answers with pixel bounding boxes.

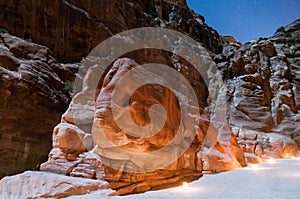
[69,158,300,199]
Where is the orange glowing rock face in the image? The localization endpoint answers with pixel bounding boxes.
[90,58,206,194]
[93,58,201,159]
[283,153,295,159]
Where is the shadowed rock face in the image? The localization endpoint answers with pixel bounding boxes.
[0,0,221,62]
[0,33,74,177]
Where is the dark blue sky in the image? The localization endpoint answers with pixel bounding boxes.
[187,0,300,43]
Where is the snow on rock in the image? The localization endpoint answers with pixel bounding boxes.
[0,171,109,199]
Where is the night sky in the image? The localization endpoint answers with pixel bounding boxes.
[187,0,300,44]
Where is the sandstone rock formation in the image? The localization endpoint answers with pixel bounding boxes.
[40,57,246,195]
[0,0,299,197]
[0,33,74,178]
[0,171,109,198]
[233,128,298,161]
[0,0,221,62]
[220,35,242,47]
[0,0,221,179]
[215,19,300,160]
[34,17,246,192]
[203,125,247,172]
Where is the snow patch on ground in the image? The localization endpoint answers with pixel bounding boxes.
[68,158,300,199]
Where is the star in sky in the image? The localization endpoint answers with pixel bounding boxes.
[187,0,300,43]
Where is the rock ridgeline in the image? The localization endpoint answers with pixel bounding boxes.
[0,0,299,198]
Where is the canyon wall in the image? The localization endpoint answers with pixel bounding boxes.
[0,0,299,197]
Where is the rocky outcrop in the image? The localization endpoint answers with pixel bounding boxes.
[0,171,109,198]
[0,0,221,62]
[220,35,242,47]
[233,128,298,160]
[203,125,247,172]
[40,58,201,195]
[215,19,300,160]
[0,33,74,178]
[39,56,245,195]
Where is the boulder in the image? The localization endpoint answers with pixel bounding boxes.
[0,171,109,198]
[203,125,247,172]
[52,123,93,154]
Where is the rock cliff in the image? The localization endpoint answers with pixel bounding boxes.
[214,19,300,161]
[0,0,221,62]
[0,33,74,177]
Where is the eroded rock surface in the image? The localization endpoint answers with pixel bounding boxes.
[0,33,74,178]
[203,125,247,172]
[0,0,224,179]
[233,128,298,160]
[39,52,247,195]
[215,19,300,160]
[0,0,221,62]
[0,171,109,198]
[41,58,206,195]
